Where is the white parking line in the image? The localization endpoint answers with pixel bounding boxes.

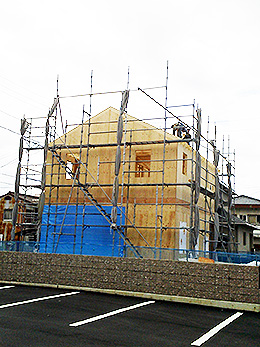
[191,311,243,346]
[0,291,80,309]
[70,300,156,327]
[0,285,15,290]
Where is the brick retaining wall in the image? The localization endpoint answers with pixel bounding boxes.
[0,252,259,305]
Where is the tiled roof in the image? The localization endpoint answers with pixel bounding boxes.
[0,191,39,204]
[233,195,260,205]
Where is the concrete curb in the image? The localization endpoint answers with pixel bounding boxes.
[1,280,259,313]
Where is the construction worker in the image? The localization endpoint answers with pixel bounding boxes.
[183,129,191,144]
[171,122,185,137]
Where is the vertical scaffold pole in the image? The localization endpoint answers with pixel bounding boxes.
[233,149,236,193]
[22,118,32,238]
[226,160,235,252]
[159,61,168,259]
[73,105,85,254]
[190,108,202,252]
[204,116,210,252]
[119,103,129,254]
[124,129,133,257]
[51,80,60,251]
[81,71,93,254]
[213,126,220,252]
[111,90,129,233]
[118,68,130,256]
[154,184,159,259]
[222,135,225,183]
[40,98,59,250]
[11,117,29,241]
[188,101,195,251]
[84,70,93,185]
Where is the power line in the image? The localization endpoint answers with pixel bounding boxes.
[0,109,20,120]
[0,173,15,178]
[0,150,17,161]
[0,73,50,103]
[0,85,49,110]
[0,125,20,135]
[0,87,47,112]
[0,158,18,168]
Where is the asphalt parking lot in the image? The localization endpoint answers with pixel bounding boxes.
[0,284,259,346]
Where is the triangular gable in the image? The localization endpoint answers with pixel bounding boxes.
[53,106,185,146]
[0,191,14,200]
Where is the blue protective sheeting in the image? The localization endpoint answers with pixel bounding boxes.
[40,205,125,256]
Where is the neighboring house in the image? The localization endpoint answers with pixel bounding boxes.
[234,195,260,252]
[234,195,260,225]
[253,229,260,252]
[0,191,38,241]
[41,107,222,257]
[232,215,254,253]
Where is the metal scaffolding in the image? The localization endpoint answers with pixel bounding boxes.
[12,71,236,259]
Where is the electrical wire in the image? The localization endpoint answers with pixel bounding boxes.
[0,87,47,112]
[0,73,50,107]
[0,181,13,186]
[0,158,18,168]
[0,173,15,178]
[0,125,20,135]
[0,109,20,120]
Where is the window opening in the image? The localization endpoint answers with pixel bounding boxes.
[248,214,257,224]
[72,161,80,178]
[66,161,73,179]
[240,214,247,221]
[3,209,12,221]
[135,151,151,177]
[182,153,187,175]
[243,231,247,246]
[66,154,80,180]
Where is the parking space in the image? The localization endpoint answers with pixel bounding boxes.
[0,284,259,346]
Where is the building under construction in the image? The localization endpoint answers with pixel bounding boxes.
[11,78,236,259]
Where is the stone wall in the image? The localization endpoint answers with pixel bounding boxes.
[0,251,259,305]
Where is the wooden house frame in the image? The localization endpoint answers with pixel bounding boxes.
[40,106,218,258]
[11,91,236,258]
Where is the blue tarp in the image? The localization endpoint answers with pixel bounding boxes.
[39,205,125,256]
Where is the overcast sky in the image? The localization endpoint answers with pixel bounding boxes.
[0,0,259,198]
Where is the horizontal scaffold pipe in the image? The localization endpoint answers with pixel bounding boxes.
[66,116,179,127]
[19,184,41,189]
[99,158,193,164]
[48,138,193,150]
[23,146,45,150]
[44,182,192,188]
[59,85,166,99]
[127,226,192,230]
[19,182,214,199]
[134,202,190,206]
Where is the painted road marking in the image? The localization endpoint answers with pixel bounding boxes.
[0,286,15,290]
[0,291,80,309]
[70,300,156,327]
[191,311,243,346]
